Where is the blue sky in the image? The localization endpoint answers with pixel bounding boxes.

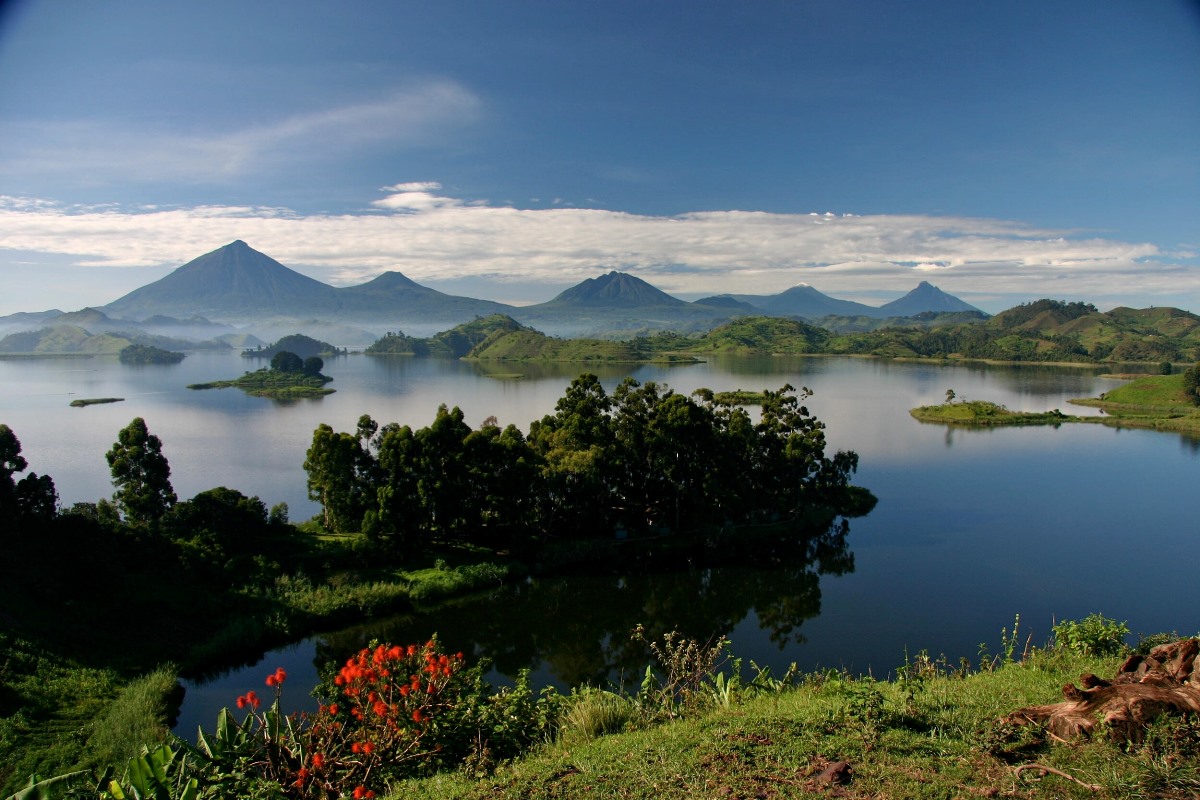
[0,0,1197,315]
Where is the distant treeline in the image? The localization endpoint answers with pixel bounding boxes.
[363,301,1200,364]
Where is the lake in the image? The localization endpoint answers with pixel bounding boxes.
[1,352,1196,736]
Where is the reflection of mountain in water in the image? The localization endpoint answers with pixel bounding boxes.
[312,517,855,690]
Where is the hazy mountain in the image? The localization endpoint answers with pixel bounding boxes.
[753,284,876,317]
[337,270,512,321]
[692,295,762,312]
[104,240,338,319]
[536,271,689,309]
[877,281,983,317]
[0,309,64,335]
[516,271,729,336]
[102,241,512,332]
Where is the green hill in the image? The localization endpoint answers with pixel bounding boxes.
[368,316,699,363]
[683,316,831,354]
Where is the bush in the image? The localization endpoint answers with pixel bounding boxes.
[1052,614,1130,656]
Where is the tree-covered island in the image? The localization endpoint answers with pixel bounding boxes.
[188,350,334,398]
[117,344,185,364]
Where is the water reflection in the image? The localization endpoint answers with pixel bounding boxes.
[312,517,853,691]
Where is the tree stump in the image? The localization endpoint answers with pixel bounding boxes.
[1004,639,1200,743]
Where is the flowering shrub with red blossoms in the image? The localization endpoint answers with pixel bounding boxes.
[193,638,562,799]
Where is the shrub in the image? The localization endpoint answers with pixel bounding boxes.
[1052,614,1130,656]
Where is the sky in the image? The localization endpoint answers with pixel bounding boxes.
[0,0,1197,316]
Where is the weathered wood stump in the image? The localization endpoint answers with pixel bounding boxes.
[1005,639,1200,743]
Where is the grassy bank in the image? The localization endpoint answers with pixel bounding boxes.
[394,648,1197,800]
[1070,373,1200,436]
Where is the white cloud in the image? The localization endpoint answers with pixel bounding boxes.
[0,186,1196,312]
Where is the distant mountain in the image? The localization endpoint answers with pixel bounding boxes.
[537,271,688,309]
[104,240,338,319]
[0,309,64,334]
[753,284,877,317]
[514,271,729,337]
[337,270,512,321]
[692,295,761,312]
[102,241,512,328]
[877,281,983,317]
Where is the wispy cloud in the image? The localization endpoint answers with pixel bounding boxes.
[0,186,1195,310]
[0,81,481,185]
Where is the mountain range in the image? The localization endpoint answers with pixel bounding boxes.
[3,240,985,342]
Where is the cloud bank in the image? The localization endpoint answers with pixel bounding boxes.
[0,184,1195,311]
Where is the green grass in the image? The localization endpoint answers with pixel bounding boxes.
[1069,374,1200,435]
[387,649,1200,800]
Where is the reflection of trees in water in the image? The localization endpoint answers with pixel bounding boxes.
[312,517,855,690]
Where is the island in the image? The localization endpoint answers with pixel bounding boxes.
[911,367,1200,436]
[118,344,185,364]
[188,350,334,398]
[69,397,125,407]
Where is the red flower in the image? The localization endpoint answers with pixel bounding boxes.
[236,696,247,709]
[362,741,375,754]
[311,753,325,770]
[245,691,261,709]
[328,703,339,715]
[353,786,375,799]
[266,675,277,687]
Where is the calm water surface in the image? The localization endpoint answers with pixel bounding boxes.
[1,353,1195,736]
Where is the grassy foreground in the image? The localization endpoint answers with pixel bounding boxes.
[393,649,1198,800]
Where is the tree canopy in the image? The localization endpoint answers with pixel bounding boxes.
[304,374,872,551]
[105,417,176,525]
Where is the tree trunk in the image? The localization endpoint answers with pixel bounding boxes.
[1004,639,1200,743]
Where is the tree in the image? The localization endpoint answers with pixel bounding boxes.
[1184,362,1200,406]
[303,419,378,533]
[303,356,324,375]
[15,472,57,522]
[270,350,304,372]
[945,389,956,404]
[105,417,176,525]
[0,423,28,520]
